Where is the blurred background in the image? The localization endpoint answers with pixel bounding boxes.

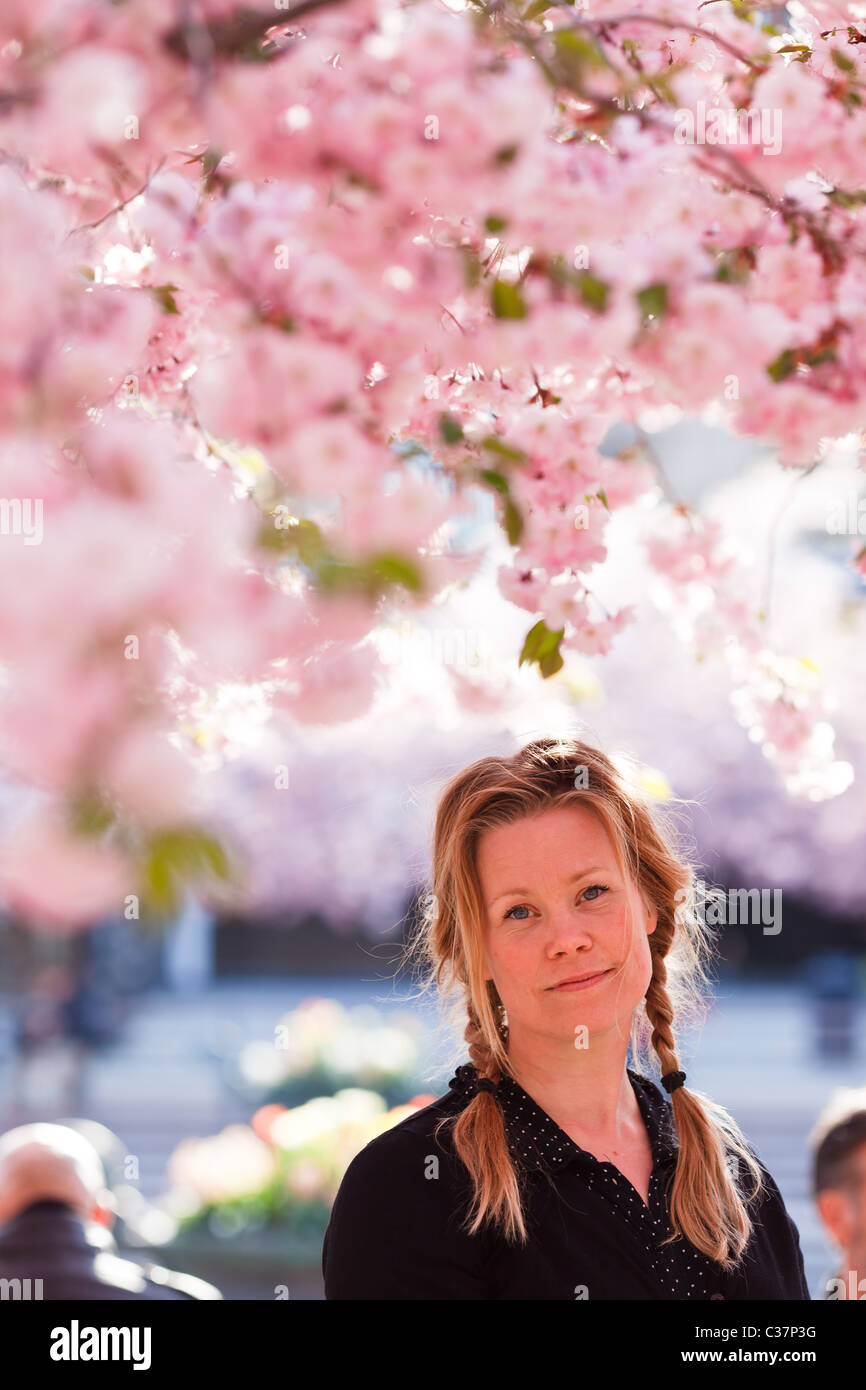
[1,414,864,1299]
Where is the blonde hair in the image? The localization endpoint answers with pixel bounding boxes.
[405,736,765,1271]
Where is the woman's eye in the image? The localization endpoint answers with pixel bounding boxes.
[503,885,609,920]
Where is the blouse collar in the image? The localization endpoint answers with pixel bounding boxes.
[447,1062,680,1173]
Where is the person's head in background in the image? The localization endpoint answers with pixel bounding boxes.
[811,1087,866,1298]
[0,1123,115,1230]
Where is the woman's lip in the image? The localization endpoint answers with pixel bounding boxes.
[548,969,613,992]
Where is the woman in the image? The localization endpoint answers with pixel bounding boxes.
[322,737,810,1299]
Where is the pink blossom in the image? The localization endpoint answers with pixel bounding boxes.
[9,48,149,184]
[277,643,382,725]
[0,810,134,930]
[567,604,637,657]
[275,417,385,495]
[190,326,363,459]
[516,497,609,575]
[101,725,205,828]
[496,565,549,615]
[0,0,862,928]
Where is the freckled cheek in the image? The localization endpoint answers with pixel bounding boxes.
[606,910,644,965]
[488,937,536,999]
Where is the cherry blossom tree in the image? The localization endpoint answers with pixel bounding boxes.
[212,437,866,932]
[0,0,864,927]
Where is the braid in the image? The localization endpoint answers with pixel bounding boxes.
[434,991,527,1243]
[645,946,679,1076]
[465,987,507,1083]
[643,946,759,1265]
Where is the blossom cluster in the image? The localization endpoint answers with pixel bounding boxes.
[0,0,863,922]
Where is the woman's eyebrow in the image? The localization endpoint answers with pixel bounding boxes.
[488,867,611,906]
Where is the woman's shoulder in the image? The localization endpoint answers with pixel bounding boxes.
[322,1078,493,1299]
[334,1084,469,1191]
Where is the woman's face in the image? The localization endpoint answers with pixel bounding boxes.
[477,802,658,1048]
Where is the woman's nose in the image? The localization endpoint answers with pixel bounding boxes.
[545,910,595,951]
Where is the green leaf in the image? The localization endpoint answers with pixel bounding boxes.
[776,43,811,53]
[520,619,556,663]
[150,283,180,314]
[68,789,117,836]
[479,468,509,495]
[143,828,232,916]
[315,555,361,593]
[366,552,424,593]
[539,646,565,677]
[485,214,508,234]
[439,413,464,445]
[597,488,609,509]
[460,246,482,290]
[494,145,519,165]
[202,147,222,178]
[477,464,523,542]
[263,515,328,566]
[548,257,609,312]
[503,495,523,545]
[766,348,797,382]
[553,28,608,79]
[828,187,866,208]
[269,515,423,599]
[519,619,565,677]
[481,435,526,462]
[576,272,609,312]
[491,281,527,319]
[522,0,552,18]
[636,283,668,322]
[831,48,856,71]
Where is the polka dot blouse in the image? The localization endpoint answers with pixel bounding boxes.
[322,1062,811,1300]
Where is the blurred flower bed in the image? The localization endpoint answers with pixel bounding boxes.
[156,1087,435,1250]
[220,997,426,1107]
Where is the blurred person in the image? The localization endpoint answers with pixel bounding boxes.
[8,933,127,1119]
[0,1122,222,1300]
[323,736,810,1299]
[9,965,78,1115]
[811,1086,866,1299]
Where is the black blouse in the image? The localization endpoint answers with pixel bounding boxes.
[322,1062,810,1300]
